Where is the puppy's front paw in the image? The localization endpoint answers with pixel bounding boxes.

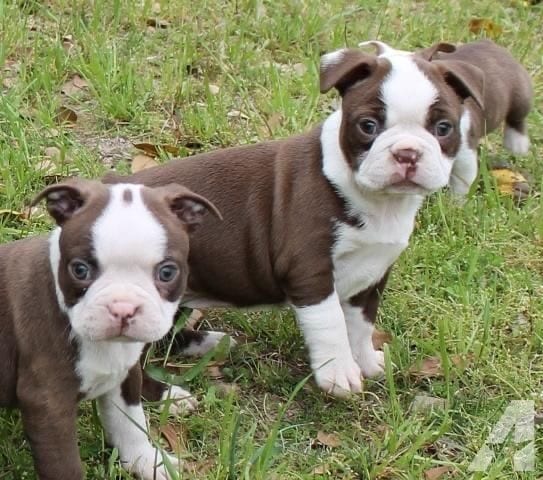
[125,448,180,480]
[314,357,362,397]
[161,385,198,416]
[354,348,385,379]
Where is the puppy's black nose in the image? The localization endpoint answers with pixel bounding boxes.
[393,148,420,165]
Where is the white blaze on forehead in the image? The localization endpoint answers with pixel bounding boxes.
[92,184,167,268]
[381,55,438,127]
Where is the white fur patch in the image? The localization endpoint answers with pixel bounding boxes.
[98,385,178,480]
[78,340,143,400]
[449,110,478,195]
[504,126,530,155]
[320,48,347,69]
[342,303,384,378]
[293,291,361,397]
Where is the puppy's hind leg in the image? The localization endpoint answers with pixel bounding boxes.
[503,98,532,155]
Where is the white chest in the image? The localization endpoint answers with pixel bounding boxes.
[76,339,144,400]
[332,213,415,302]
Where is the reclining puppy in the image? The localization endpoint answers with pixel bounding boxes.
[0,179,219,479]
[105,40,494,398]
[363,39,533,196]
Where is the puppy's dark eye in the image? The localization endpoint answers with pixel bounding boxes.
[156,263,179,283]
[69,260,91,281]
[358,118,379,136]
[434,120,453,138]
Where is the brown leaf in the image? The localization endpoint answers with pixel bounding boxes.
[312,464,330,475]
[424,465,455,480]
[61,75,88,96]
[490,167,530,200]
[146,18,171,28]
[206,365,224,380]
[267,112,283,130]
[131,154,159,173]
[314,431,341,448]
[214,381,239,397]
[409,356,442,378]
[55,106,77,125]
[372,329,392,350]
[159,424,186,456]
[185,309,204,329]
[411,395,447,414]
[134,143,181,158]
[184,459,215,475]
[36,159,57,175]
[468,18,503,37]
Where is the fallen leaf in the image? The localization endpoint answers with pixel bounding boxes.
[372,329,392,350]
[292,62,307,76]
[490,167,530,200]
[208,84,220,95]
[214,381,239,397]
[44,146,62,159]
[227,109,249,120]
[134,143,181,158]
[184,459,215,475]
[146,18,171,28]
[2,77,16,89]
[424,465,455,480]
[36,158,57,175]
[185,309,204,329]
[312,464,330,475]
[159,424,186,456]
[409,356,442,378]
[55,106,77,125]
[62,34,75,53]
[131,154,159,173]
[468,18,503,37]
[61,74,88,96]
[206,365,224,380]
[411,395,447,414]
[314,431,341,448]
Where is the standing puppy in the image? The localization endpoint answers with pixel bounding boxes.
[0,179,219,479]
[106,42,484,397]
[365,39,533,195]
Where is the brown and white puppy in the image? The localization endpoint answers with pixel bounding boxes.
[0,179,219,479]
[105,41,490,398]
[363,39,533,195]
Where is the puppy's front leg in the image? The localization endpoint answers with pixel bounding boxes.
[293,290,362,397]
[344,274,389,378]
[17,374,82,479]
[98,365,178,480]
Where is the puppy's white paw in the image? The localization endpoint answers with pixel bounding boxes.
[314,357,362,397]
[354,348,385,379]
[504,127,530,155]
[125,448,179,480]
[161,385,198,416]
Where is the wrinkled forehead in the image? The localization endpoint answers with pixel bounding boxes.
[91,184,168,267]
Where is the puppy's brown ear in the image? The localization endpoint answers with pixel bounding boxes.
[32,179,104,226]
[159,184,222,232]
[320,49,378,95]
[435,60,485,110]
[417,42,456,61]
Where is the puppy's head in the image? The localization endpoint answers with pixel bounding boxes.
[34,179,221,343]
[320,42,483,195]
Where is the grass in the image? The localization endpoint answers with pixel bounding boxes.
[1,0,542,478]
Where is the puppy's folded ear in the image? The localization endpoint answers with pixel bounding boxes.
[435,60,485,110]
[32,179,104,226]
[416,42,456,61]
[158,184,222,232]
[320,49,378,95]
